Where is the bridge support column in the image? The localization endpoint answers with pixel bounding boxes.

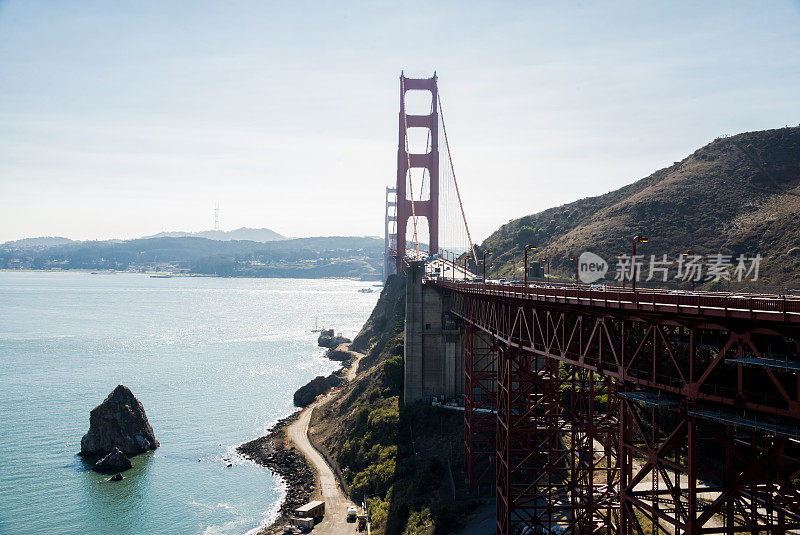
[495,344,539,534]
[463,325,497,491]
[404,262,463,404]
[496,355,620,535]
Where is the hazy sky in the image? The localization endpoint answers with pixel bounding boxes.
[1,1,799,243]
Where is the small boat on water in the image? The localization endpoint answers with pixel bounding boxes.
[150,273,173,278]
[358,288,374,293]
[311,317,323,333]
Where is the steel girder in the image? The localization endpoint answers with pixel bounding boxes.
[464,325,498,490]
[620,396,800,534]
[495,344,621,534]
[452,292,800,419]
[453,289,800,534]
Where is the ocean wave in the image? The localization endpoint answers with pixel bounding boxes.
[242,477,287,535]
[188,500,237,512]
[201,517,251,535]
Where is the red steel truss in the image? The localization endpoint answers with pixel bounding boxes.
[440,281,800,534]
[495,344,620,533]
[619,394,800,534]
[464,324,498,490]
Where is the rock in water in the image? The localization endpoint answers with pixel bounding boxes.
[80,385,159,457]
[293,376,331,407]
[94,448,132,473]
[107,473,125,482]
[317,329,352,349]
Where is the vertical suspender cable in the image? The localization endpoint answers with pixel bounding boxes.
[438,91,478,266]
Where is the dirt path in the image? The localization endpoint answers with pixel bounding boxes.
[285,345,365,534]
[287,402,354,534]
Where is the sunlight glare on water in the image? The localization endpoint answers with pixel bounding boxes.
[0,272,379,534]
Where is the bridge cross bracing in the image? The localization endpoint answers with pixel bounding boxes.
[439,280,800,535]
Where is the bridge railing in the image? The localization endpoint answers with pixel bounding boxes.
[430,280,800,323]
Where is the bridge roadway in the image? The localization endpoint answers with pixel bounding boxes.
[424,277,800,535]
[431,280,800,325]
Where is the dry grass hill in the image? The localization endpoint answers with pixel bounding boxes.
[481,126,800,292]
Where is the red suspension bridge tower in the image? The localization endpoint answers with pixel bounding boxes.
[393,72,439,274]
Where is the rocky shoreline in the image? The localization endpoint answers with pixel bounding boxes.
[237,413,317,534]
[239,342,361,534]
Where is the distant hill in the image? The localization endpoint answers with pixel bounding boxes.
[0,235,384,279]
[479,126,800,292]
[143,227,286,242]
[1,236,74,250]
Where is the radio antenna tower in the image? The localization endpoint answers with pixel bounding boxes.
[214,203,220,231]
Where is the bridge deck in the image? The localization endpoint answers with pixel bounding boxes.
[431,280,800,324]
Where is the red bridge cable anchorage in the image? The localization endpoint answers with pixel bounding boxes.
[401,76,420,258]
[438,91,478,267]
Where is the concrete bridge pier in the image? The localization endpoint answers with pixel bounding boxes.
[403,261,463,405]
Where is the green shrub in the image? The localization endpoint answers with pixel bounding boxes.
[382,355,404,393]
[403,508,433,535]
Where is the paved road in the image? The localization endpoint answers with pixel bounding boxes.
[286,351,362,535]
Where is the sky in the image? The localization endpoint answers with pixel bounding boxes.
[1,0,799,244]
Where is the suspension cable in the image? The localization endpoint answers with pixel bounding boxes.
[438,91,478,266]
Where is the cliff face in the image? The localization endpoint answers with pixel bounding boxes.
[310,274,479,535]
[480,126,800,291]
[350,272,407,372]
[80,385,159,458]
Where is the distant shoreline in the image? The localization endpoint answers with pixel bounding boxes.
[0,269,380,281]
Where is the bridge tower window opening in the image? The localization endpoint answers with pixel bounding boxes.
[405,167,430,202]
[405,127,433,156]
[404,217,429,258]
[403,88,433,115]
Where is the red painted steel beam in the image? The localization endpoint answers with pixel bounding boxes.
[451,280,800,535]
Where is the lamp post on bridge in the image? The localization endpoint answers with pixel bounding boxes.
[482,250,493,285]
[569,256,579,284]
[463,255,469,282]
[444,251,456,282]
[523,245,537,287]
[541,257,550,283]
[632,235,648,292]
[683,250,695,291]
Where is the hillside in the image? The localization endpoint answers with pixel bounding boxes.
[0,236,74,249]
[480,126,800,292]
[143,227,286,242]
[0,235,383,279]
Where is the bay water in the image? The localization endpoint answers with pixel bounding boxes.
[0,272,379,534]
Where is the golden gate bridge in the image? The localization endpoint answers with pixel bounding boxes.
[384,72,800,535]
